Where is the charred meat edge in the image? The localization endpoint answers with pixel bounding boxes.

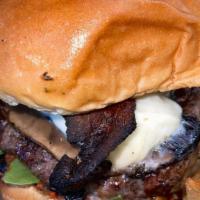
[86,88,200,199]
[50,99,136,194]
[0,120,58,184]
[0,90,199,198]
[171,87,200,121]
[0,99,136,196]
[86,146,198,200]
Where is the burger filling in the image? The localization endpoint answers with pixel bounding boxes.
[109,94,182,171]
[0,88,200,200]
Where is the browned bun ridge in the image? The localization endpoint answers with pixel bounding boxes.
[1,0,200,114]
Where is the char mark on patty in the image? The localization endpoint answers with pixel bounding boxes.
[50,99,136,194]
[0,120,57,184]
[86,88,200,199]
[86,116,200,199]
[170,87,200,120]
[0,87,200,199]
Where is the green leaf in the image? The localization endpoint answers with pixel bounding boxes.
[0,149,4,155]
[2,159,39,186]
[110,195,123,200]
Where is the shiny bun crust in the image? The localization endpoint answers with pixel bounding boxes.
[0,183,63,200]
[1,0,200,114]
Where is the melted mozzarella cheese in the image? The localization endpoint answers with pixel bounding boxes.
[109,94,182,171]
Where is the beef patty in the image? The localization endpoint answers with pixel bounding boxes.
[85,88,200,200]
[0,88,200,200]
[0,120,57,184]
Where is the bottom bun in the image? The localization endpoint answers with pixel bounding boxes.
[0,182,63,200]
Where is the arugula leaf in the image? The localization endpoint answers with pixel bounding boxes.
[110,195,123,200]
[2,159,39,186]
[0,149,4,155]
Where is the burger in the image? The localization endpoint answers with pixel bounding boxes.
[1,0,200,199]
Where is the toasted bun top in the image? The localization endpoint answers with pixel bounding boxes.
[1,0,200,114]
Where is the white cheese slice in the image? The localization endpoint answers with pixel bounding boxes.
[109,94,182,171]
